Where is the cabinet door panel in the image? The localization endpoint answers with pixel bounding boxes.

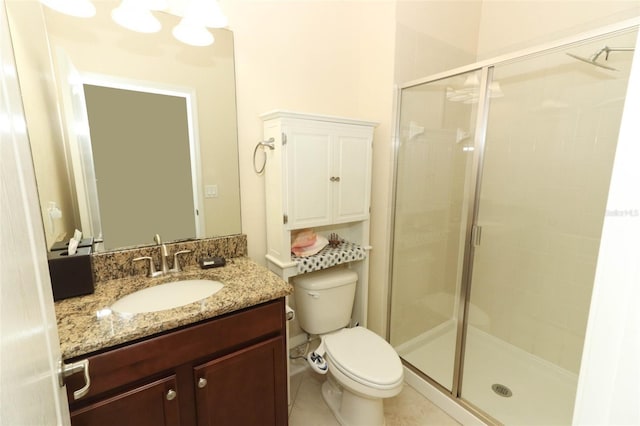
[334,133,372,223]
[70,375,180,426]
[286,128,332,228]
[194,337,287,426]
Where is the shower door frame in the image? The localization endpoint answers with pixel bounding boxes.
[388,17,640,424]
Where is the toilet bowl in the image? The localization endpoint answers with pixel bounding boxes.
[321,327,404,426]
[293,268,404,426]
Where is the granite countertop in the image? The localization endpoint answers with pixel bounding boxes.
[55,257,293,360]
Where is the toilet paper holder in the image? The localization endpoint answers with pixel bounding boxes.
[285,305,295,321]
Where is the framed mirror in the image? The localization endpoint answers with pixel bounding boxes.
[6,0,241,251]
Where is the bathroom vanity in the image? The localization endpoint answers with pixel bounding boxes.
[57,255,292,426]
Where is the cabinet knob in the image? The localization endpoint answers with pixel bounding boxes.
[329,176,341,182]
[166,389,177,401]
[335,176,340,182]
[198,378,208,388]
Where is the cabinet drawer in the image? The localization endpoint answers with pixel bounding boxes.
[67,299,285,403]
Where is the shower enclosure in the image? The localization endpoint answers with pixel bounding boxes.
[389,24,638,425]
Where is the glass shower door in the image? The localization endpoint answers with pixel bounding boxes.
[460,29,638,424]
[389,70,481,391]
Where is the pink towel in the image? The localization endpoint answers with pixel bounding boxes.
[292,235,329,257]
[291,229,317,249]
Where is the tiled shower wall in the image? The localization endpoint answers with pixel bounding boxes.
[469,57,630,373]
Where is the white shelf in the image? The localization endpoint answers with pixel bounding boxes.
[293,242,367,274]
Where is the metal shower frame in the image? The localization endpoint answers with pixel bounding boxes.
[387,16,640,425]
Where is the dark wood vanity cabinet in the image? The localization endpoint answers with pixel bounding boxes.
[70,375,181,426]
[194,337,286,425]
[66,299,288,426]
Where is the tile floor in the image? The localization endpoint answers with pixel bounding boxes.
[288,367,460,426]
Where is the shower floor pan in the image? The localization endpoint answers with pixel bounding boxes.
[397,323,578,425]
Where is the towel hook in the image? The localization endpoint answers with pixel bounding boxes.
[253,137,275,174]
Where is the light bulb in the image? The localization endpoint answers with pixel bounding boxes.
[172,18,214,46]
[112,0,161,33]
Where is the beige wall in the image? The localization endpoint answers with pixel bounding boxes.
[395,0,482,83]
[227,1,397,334]
[476,1,640,59]
[7,3,75,248]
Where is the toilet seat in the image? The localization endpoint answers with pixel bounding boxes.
[324,327,403,390]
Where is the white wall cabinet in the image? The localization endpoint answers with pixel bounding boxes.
[261,110,376,329]
[284,121,372,229]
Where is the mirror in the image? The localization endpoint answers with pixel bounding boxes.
[6,0,241,251]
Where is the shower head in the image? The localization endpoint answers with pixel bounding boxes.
[566,52,618,71]
[566,46,635,71]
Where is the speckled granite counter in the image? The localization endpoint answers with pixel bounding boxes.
[55,257,292,360]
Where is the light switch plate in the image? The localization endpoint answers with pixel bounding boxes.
[205,185,218,198]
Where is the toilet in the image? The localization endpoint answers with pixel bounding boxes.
[293,268,403,426]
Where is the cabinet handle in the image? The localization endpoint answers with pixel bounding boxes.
[166,389,177,401]
[198,378,208,388]
[58,359,91,400]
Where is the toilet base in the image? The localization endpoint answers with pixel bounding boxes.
[321,377,386,426]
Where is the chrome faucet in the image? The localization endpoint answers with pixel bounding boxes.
[133,235,191,277]
[154,234,170,274]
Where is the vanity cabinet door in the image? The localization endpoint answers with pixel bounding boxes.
[193,336,287,426]
[70,375,180,426]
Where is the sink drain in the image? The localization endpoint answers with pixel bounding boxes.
[492,384,513,397]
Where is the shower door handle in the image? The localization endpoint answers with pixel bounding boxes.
[472,225,482,247]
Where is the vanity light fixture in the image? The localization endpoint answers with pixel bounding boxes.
[40,0,96,18]
[111,0,162,34]
[41,0,229,47]
[172,0,228,46]
[172,16,215,47]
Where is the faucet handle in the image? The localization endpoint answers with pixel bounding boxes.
[169,250,191,273]
[133,256,162,278]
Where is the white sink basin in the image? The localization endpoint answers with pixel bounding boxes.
[111,279,224,314]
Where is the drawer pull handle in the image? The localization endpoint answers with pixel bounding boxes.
[166,389,177,401]
[198,378,208,388]
[58,359,91,400]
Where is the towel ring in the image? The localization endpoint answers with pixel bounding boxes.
[253,137,275,174]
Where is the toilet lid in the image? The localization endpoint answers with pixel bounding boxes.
[324,327,403,389]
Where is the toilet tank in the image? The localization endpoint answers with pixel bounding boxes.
[293,268,357,335]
